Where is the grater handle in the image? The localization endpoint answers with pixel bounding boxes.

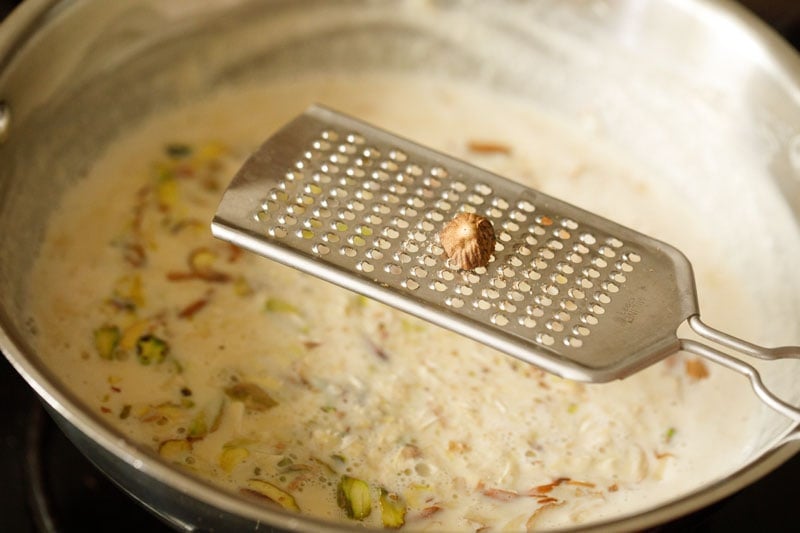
[688,316,800,361]
[680,315,800,423]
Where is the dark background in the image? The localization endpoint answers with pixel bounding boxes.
[1,0,799,532]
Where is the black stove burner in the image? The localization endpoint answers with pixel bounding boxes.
[23,403,170,533]
[0,358,170,533]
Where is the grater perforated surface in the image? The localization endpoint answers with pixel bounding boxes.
[212,105,698,382]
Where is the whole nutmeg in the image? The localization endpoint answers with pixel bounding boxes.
[439,212,496,270]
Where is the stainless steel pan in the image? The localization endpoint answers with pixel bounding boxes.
[1,1,799,530]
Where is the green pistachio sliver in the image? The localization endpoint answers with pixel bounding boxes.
[170,358,184,374]
[135,334,170,365]
[94,325,121,360]
[309,456,337,475]
[209,399,225,432]
[245,479,300,512]
[158,439,192,460]
[188,399,225,440]
[224,382,278,411]
[220,446,249,473]
[187,411,208,440]
[264,297,301,315]
[165,143,192,159]
[337,475,371,520]
[233,275,253,297]
[400,318,425,334]
[380,488,407,529]
[345,294,369,315]
[156,175,179,209]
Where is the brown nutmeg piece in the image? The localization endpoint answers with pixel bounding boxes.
[439,212,496,270]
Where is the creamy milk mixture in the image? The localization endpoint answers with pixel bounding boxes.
[27,75,759,530]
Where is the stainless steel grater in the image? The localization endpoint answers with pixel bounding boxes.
[212,105,800,422]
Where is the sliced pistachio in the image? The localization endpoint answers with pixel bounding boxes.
[157,175,179,209]
[187,411,208,440]
[135,334,169,365]
[309,456,337,475]
[219,447,249,473]
[189,247,218,272]
[337,475,371,520]
[209,399,225,432]
[158,439,192,461]
[138,402,183,424]
[264,297,301,315]
[195,140,227,164]
[120,320,150,351]
[93,325,120,360]
[111,274,144,309]
[400,318,426,334]
[182,247,231,283]
[165,142,192,159]
[345,294,369,315]
[188,400,225,440]
[245,479,300,512]
[405,483,435,508]
[233,275,253,297]
[380,488,407,529]
[224,382,278,411]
